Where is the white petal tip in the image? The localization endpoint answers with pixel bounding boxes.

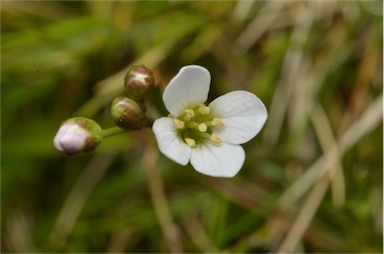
[163,65,211,116]
[190,143,245,178]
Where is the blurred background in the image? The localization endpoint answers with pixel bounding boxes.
[1,1,383,253]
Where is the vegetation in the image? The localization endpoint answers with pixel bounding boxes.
[1,1,382,253]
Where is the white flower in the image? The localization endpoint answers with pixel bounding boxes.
[54,117,102,155]
[152,65,268,177]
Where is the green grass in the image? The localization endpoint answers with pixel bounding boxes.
[1,1,382,253]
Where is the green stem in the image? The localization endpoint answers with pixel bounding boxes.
[100,126,127,138]
[100,117,155,138]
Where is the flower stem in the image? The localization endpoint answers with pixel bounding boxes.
[100,117,155,138]
[100,126,127,138]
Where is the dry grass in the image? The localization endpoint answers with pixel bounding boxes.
[1,1,382,253]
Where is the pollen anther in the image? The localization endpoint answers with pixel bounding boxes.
[188,122,199,130]
[174,119,185,129]
[184,109,195,118]
[210,134,222,144]
[212,118,224,126]
[199,105,210,115]
[185,138,196,147]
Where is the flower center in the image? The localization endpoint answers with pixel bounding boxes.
[170,104,224,147]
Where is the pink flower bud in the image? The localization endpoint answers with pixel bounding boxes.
[124,65,155,100]
[53,117,102,155]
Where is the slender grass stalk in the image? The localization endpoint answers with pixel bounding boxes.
[143,139,183,253]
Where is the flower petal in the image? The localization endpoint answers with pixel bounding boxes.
[152,117,191,165]
[163,65,211,116]
[53,123,87,154]
[209,91,268,145]
[190,143,245,177]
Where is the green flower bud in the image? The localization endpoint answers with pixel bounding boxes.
[124,65,155,100]
[111,96,144,128]
[53,117,102,155]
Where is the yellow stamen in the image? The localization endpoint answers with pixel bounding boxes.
[210,134,222,144]
[167,113,174,118]
[188,122,199,130]
[198,105,210,115]
[185,138,196,147]
[198,123,208,132]
[184,109,195,118]
[174,119,185,129]
[212,117,225,126]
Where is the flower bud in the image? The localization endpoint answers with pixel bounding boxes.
[124,65,155,100]
[53,117,102,155]
[111,96,144,128]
